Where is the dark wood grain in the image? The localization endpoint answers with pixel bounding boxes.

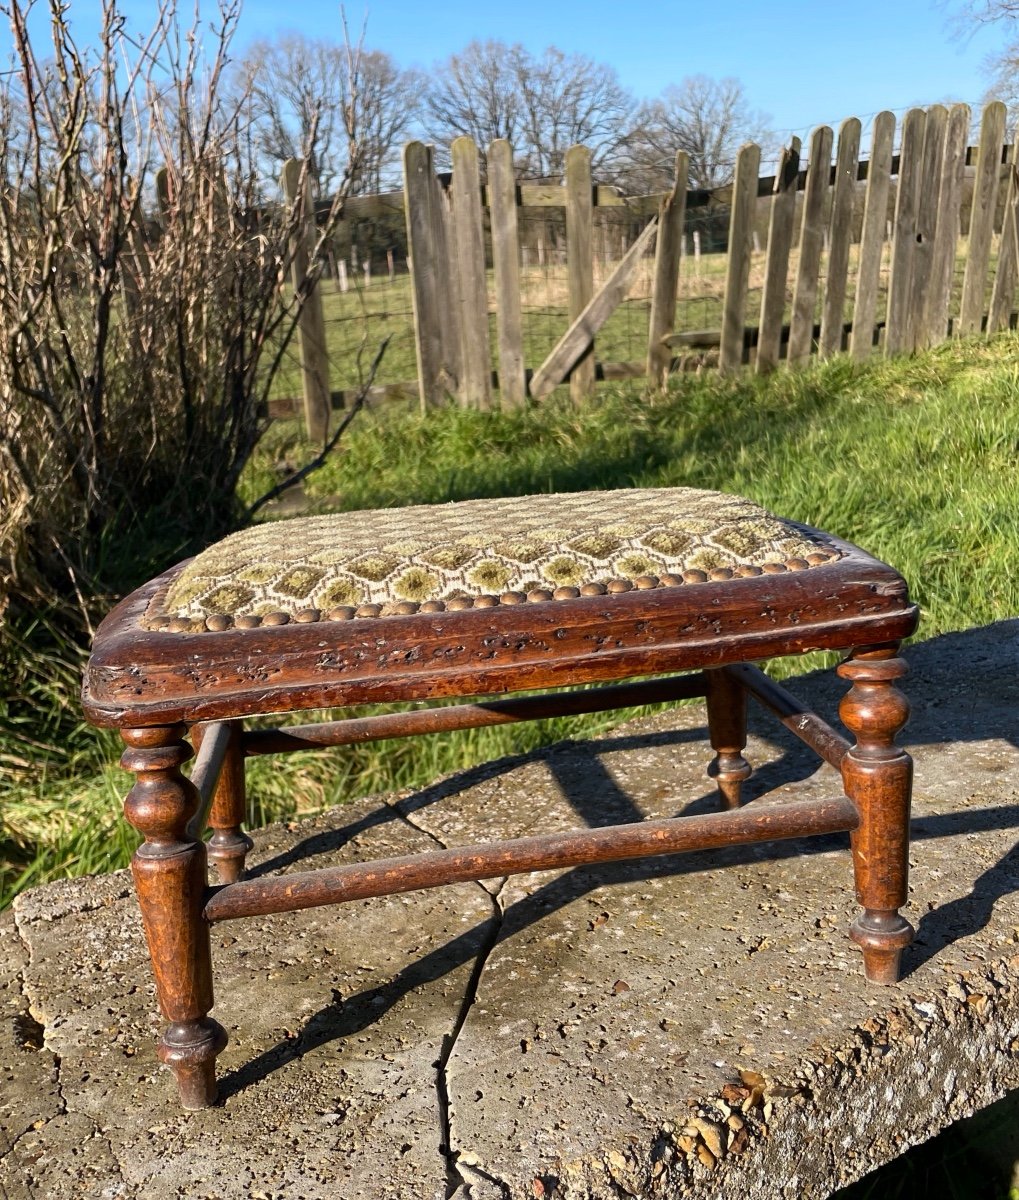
[121,725,226,1108]
[204,795,860,922]
[83,535,916,728]
[838,647,915,984]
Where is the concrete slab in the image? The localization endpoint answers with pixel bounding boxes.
[2,621,1019,1199]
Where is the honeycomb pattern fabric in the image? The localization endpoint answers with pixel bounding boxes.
[155,489,838,631]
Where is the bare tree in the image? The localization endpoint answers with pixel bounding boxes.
[513,47,634,177]
[423,40,524,163]
[235,32,423,195]
[619,76,771,193]
[948,2,1019,107]
[425,41,635,177]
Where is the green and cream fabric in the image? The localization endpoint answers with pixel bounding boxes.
[154,488,837,631]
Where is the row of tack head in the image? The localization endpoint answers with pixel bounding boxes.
[154,550,838,633]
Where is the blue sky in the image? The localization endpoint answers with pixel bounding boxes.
[3,0,1009,141]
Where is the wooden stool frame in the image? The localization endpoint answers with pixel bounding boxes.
[83,533,918,1109]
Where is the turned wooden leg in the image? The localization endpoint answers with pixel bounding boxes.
[122,725,226,1108]
[194,722,253,884]
[705,667,752,810]
[838,647,915,985]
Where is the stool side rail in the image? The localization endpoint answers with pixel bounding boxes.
[202,794,860,922]
[725,663,852,769]
[240,672,709,756]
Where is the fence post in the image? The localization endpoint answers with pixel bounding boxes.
[988,149,1019,334]
[885,108,926,356]
[909,105,948,352]
[788,124,834,364]
[720,141,761,374]
[488,139,526,408]
[565,144,595,402]
[851,112,895,360]
[959,100,1007,336]
[403,141,458,409]
[925,103,970,345]
[757,138,801,374]
[282,159,331,442]
[819,118,861,357]
[646,150,689,390]
[450,136,493,410]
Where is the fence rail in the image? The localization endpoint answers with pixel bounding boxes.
[278,100,1019,422]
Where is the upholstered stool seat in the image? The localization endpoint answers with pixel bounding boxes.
[83,486,919,1110]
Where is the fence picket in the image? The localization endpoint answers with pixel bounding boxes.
[885,108,926,357]
[850,112,894,360]
[925,104,970,345]
[910,105,948,351]
[646,151,689,389]
[488,139,526,408]
[565,145,595,401]
[788,125,834,364]
[960,100,1008,336]
[450,137,492,410]
[403,142,456,408]
[989,153,1019,333]
[282,158,331,441]
[756,139,800,374]
[819,118,861,357]
[720,142,761,374]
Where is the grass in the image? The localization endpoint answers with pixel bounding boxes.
[4,334,1019,911]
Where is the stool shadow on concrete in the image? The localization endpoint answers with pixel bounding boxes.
[217,621,1019,1100]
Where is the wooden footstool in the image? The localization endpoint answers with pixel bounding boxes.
[82,487,918,1108]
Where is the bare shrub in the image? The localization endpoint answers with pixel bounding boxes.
[0,0,355,626]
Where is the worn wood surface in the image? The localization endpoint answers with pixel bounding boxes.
[850,112,895,360]
[910,105,948,351]
[819,119,861,358]
[403,142,451,408]
[885,108,926,357]
[925,104,971,347]
[450,138,493,410]
[989,154,1019,334]
[757,139,801,374]
[788,125,834,364]
[565,145,595,402]
[243,674,708,757]
[646,151,689,389]
[839,648,914,984]
[84,537,916,729]
[203,794,861,923]
[960,100,1008,336]
[282,160,331,441]
[720,142,762,375]
[488,139,526,408]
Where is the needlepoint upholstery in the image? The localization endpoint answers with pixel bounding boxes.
[154,488,838,631]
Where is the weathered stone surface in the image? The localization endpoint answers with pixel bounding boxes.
[5,808,494,1199]
[0,620,1017,1199]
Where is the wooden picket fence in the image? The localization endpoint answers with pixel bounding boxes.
[283,99,1019,426]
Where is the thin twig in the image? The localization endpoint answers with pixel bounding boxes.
[243,334,390,521]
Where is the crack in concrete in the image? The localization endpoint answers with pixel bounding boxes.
[382,798,510,1199]
[436,881,505,1199]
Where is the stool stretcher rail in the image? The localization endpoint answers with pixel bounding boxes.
[240,673,709,756]
[724,663,852,769]
[203,794,860,922]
